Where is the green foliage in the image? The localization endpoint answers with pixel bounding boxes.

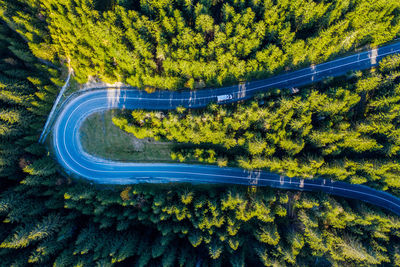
[0,1,400,267]
[23,156,57,176]
[2,0,400,89]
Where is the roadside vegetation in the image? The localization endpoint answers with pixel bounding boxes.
[81,110,222,164]
[0,0,400,266]
[80,110,174,162]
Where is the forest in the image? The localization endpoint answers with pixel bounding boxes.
[0,0,400,266]
[0,0,400,89]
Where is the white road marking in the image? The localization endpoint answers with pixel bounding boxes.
[369,48,378,65]
[50,45,400,213]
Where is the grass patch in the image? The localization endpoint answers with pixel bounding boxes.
[80,110,175,162]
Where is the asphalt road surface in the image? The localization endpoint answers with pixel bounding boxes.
[52,42,400,216]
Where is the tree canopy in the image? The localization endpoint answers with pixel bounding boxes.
[0,0,400,265]
[1,0,400,89]
[0,19,399,266]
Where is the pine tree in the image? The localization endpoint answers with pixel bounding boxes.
[23,156,57,176]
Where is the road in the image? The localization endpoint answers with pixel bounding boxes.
[52,42,400,216]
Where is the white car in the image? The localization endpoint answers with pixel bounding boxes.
[217,94,233,102]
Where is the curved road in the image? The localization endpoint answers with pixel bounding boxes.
[53,42,400,216]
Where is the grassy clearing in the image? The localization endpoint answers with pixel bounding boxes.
[80,110,175,162]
